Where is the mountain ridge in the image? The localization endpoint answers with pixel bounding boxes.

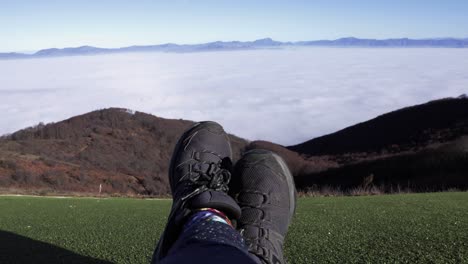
[288,96,468,155]
[2,37,468,59]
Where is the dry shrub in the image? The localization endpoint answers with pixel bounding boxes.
[349,186,384,196]
[299,185,344,197]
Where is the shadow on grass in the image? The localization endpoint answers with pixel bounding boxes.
[0,230,113,264]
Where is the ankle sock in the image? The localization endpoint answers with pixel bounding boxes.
[184,208,233,231]
[165,207,248,253]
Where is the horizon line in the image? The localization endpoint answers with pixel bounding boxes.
[3,36,468,54]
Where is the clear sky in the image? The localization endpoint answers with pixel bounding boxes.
[2,0,468,52]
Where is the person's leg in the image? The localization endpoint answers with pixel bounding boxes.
[161,208,257,264]
[152,121,257,264]
[230,149,297,264]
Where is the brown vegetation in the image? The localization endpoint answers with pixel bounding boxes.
[1,97,467,197]
[0,108,248,196]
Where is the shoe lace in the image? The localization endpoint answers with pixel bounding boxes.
[181,156,232,201]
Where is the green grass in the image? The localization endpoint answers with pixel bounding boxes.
[286,193,468,263]
[1,192,468,263]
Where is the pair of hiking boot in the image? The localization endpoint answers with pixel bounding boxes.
[153,121,297,264]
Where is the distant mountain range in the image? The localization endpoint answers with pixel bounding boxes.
[2,37,468,59]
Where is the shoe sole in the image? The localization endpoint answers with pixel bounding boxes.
[271,152,297,219]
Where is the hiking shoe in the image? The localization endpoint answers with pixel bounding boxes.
[230,149,297,264]
[152,121,241,263]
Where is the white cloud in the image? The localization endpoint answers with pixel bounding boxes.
[1,48,467,145]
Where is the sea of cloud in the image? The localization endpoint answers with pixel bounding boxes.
[1,48,467,145]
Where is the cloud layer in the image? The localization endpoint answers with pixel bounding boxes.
[1,48,467,145]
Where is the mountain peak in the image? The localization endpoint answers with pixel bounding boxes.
[252,38,280,45]
[254,37,274,42]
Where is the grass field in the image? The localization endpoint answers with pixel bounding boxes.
[1,192,467,264]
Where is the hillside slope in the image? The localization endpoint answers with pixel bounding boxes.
[254,97,468,192]
[289,97,468,156]
[1,97,467,196]
[0,108,248,196]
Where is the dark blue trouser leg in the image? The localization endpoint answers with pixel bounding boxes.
[159,211,258,264]
[160,243,257,264]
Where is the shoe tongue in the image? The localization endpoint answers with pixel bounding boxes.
[188,190,241,219]
[192,162,211,174]
[193,151,221,163]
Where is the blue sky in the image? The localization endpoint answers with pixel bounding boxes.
[2,0,468,52]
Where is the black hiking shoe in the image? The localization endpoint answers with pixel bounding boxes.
[230,149,297,264]
[152,121,241,263]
